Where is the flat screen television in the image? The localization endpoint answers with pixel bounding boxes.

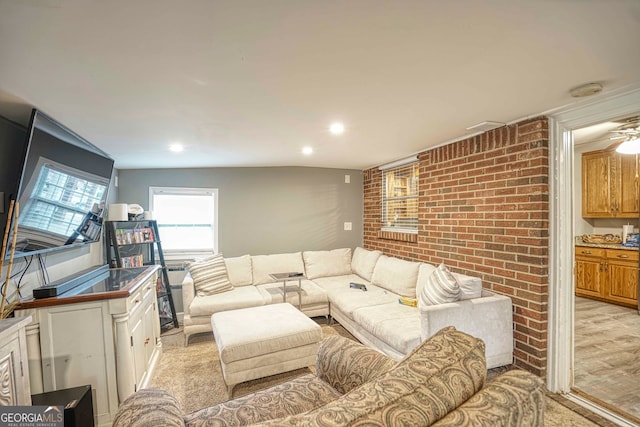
[4,109,114,260]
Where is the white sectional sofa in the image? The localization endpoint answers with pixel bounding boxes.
[182,247,514,368]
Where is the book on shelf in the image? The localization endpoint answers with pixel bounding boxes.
[121,254,144,268]
[114,227,155,245]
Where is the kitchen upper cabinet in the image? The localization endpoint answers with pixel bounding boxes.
[582,150,639,218]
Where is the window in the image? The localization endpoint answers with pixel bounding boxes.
[381,160,419,233]
[149,187,218,258]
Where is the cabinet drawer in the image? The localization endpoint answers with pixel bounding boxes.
[575,247,606,258]
[605,249,639,262]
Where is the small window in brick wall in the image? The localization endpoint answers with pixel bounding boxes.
[381,160,419,233]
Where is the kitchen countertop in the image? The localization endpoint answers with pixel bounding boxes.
[575,237,638,251]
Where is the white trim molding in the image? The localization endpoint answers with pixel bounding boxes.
[547,87,640,421]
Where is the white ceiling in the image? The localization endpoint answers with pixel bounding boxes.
[1,0,639,170]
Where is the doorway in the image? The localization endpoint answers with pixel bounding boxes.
[548,87,640,426]
[572,118,640,423]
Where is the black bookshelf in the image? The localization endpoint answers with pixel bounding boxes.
[105,220,179,329]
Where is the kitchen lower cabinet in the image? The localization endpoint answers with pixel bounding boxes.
[575,246,638,308]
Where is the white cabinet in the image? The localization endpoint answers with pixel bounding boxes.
[15,267,161,427]
[0,316,32,406]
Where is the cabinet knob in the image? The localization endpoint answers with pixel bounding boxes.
[581,250,592,255]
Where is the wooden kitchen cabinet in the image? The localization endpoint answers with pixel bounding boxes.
[582,150,640,218]
[575,246,638,308]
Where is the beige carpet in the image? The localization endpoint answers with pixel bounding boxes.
[149,324,602,426]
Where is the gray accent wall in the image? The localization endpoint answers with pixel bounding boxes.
[116,167,363,257]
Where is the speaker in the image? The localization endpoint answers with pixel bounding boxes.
[31,385,94,427]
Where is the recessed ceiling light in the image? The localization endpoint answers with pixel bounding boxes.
[302,146,313,155]
[329,122,345,135]
[169,144,184,152]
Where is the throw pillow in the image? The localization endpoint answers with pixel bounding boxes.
[188,253,234,296]
[451,272,483,300]
[418,263,460,307]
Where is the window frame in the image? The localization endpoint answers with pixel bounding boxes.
[148,186,219,260]
[380,159,419,234]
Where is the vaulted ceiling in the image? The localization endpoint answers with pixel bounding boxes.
[1,0,639,169]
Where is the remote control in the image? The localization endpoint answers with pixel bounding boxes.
[349,282,367,291]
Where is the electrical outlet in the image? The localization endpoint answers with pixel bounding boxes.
[344,174,351,184]
[344,222,352,231]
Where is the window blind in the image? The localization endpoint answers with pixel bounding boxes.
[381,162,419,232]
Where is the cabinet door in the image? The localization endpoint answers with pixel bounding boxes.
[582,151,614,217]
[575,247,605,294]
[617,154,640,217]
[130,317,146,390]
[606,250,638,306]
[0,337,21,406]
[575,256,604,297]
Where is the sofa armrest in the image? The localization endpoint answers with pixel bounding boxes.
[315,335,395,394]
[113,388,185,427]
[419,290,514,368]
[432,369,545,426]
[182,273,195,315]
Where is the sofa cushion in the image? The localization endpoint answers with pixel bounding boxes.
[311,274,371,293]
[189,286,266,317]
[416,262,437,296]
[419,263,460,306]
[187,253,234,296]
[251,252,305,285]
[451,272,483,300]
[264,327,487,426]
[327,283,398,319]
[352,302,421,354]
[302,248,352,280]
[371,255,420,298]
[184,374,340,426]
[350,247,382,281]
[224,255,253,287]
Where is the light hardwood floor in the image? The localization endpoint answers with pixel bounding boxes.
[574,296,640,422]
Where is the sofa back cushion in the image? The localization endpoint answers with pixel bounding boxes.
[267,327,486,426]
[302,248,352,280]
[224,255,253,287]
[371,255,420,298]
[187,253,234,296]
[451,272,483,300]
[251,252,305,285]
[350,247,382,281]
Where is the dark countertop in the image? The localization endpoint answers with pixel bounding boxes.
[16,265,160,309]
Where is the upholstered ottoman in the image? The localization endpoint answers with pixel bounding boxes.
[211,303,322,398]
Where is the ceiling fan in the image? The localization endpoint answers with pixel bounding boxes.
[607,116,640,154]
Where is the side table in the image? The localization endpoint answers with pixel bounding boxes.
[269,272,306,309]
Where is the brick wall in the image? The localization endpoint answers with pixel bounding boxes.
[363,117,549,376]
